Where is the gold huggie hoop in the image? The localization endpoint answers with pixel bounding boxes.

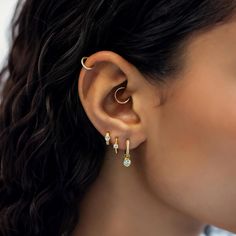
[114,86,131,104]
[123,138,131,167]
[113,137,119,154]
[105,131,111,145]
[81,56,94,70]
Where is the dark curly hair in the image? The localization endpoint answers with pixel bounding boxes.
[0,0,236,235]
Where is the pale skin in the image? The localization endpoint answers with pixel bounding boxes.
[72,15,236,236]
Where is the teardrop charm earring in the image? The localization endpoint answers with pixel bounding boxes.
[105,131,111,145]
[113,137,119,154]
[123,138,131,167]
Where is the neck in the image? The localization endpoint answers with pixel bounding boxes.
[72,148,206,236]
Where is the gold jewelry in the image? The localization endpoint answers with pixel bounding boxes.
[123,138,131,167]
[114,86,131,104]
[104,131,111,145]
[81,56,94,70]
[113,137,119,154]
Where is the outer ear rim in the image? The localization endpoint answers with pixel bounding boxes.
[80,51,139,87]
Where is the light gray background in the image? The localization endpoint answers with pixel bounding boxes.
[0,1,235,235]
[0,0,17,66]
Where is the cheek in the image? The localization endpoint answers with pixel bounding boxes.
[143,73,236,231]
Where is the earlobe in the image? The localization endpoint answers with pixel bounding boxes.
[104,130,132,167]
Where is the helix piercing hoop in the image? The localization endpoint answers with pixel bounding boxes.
[123,138,131,167]
[113,137,119,154]
[114,86,131,104]
[104,131,111,145]
[81,56,94,70]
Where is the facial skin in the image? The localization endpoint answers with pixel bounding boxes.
[74,15,236,236]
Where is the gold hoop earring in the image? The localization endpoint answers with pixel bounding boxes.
[123,138,131,167]
[81,56,94,70]
[104,131,111,145]
[114,86,131,104]
[113,137,119,154]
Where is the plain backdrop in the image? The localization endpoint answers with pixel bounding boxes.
[0,0,17,66]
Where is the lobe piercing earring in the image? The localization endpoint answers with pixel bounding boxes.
[81,56,94,70]
[113,137,119,154]
[114,86,131,104]
[123,138,131,167]
[105,131,111,145]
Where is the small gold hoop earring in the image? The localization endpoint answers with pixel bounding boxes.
[123,138,131,167]
[113,137,119,154]
[114,86,131,104]
[105,131,111,145]
[81,56,94,70]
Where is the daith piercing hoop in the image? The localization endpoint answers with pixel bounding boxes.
[81,56,94,70]
[114,86,131,104]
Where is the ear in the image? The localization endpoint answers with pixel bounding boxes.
[78,50,161,151]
